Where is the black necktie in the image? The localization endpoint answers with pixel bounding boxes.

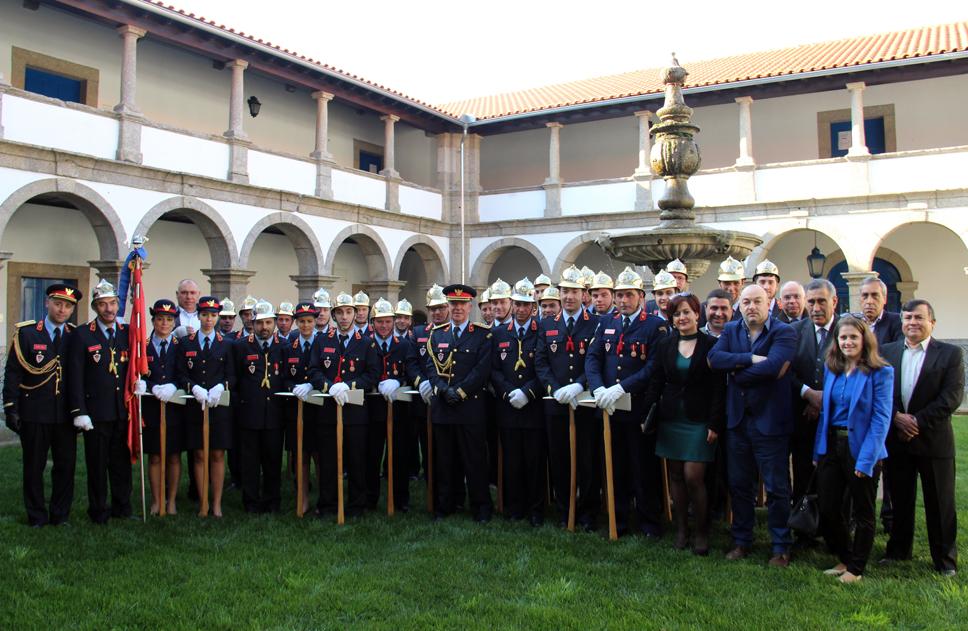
[303,341,311,354]
[566,317,574,336]
[262,341,269,353]
[159,339,168,361]
[382,341,389,354]
[622,317,630,333]
[518,326,525,340]
[52,326,61,349]
[339,334,348,348]
[106,327,115,347]
[454,327,461,341]
[817,327,827,358]
[203,336,210,352]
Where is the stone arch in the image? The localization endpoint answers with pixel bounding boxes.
[866,219,968,270]
[238,212,324,276]
[134,196,238,269]
[823,246,915,286]
[0,177,127,260]
[391,234,447,282]
[552,231,609,279]
[470,237,551,289]
[744,226,853,279]
[323,224,392,281]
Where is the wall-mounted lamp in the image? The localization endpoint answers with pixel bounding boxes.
[247,96,262,118]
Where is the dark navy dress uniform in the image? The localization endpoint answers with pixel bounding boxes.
[142,333,184,455]
[406,323,436,484]
[491,318,545,523]
[231,332,286,513]
[424,319,494,521]
[366,333,418,511]
[3,315,76,526]
[176,330,235,451]
[535,308,600,528]
[308,328,380,516]
[67,319,132,524]
[282,332,320,454]
[585,309,669,536]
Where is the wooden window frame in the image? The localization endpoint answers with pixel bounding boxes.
[11,46,100,106]
[6,262,90,341]
[817,103,896,159]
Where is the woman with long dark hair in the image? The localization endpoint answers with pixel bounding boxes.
[813,315,893,583]
[645,293,726,555]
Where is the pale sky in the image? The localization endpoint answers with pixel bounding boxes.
[169,0,966,105]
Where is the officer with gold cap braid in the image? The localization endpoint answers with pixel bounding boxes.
[3,283,80,527]
[176,296,235,518]
[752,259,783,319]
[67,279,133,524]
[307,291,381,517]
[366,297,419,511]
[425,283,494,523]
[586,266,670,538]
[284,301,322,515]
[407,285,450,487]
[536,265,602,530]
[231,300,287,513]
[492,278,545,525]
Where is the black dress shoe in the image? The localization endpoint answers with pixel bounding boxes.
[29,522,45,529]
[939,569,957,578]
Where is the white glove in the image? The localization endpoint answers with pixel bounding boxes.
[597,384,625,414]
[329,382,350,406]
[73,415,93,431]
[134,380,147,396]
[192,385,209,406]
[553,383,584,407]
[152,383,177,403]
[292,383,313,401]
[379,379,401,402]
[507,389,528,410]
[207,384,225,407]
[418,380,433,404]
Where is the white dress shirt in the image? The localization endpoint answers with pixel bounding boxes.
[901,336,931,411]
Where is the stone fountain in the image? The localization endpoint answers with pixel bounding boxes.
[597,55,762,278]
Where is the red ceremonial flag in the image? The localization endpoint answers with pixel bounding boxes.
[125,256,149,463]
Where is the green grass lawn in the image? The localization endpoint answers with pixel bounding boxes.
[1,421,967,630]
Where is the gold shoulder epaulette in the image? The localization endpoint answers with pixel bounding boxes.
[15,320,36,328]
[432,323,450,331]
[473,321,491,329]
[65,322,76,330]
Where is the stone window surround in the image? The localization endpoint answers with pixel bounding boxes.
[353,139,384,173]
[6,261,91,342]
[816,103,896,159]
[10,46,100,107]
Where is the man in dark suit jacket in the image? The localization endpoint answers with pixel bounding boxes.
[789,279,838,507]
[709,284,797,567]
[881,299,964,576]
[777,281,807,325]
[67,279,132,524]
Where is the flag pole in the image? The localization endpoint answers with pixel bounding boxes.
[134,256,147,523]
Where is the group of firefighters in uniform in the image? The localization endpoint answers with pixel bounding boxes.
[4,255,763,536]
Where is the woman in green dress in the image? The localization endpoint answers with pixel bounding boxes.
[645,293,726,555]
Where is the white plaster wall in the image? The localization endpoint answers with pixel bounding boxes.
[141,126,229,181]
[140,218,213,304]
[880,223,968,339]
[480,126,547,190]
[244,232,301,306]
[479,190,545,222]
[247,150,316,196]
[331,242,367,292]
[3,95,118,160]
[489,248,542,285]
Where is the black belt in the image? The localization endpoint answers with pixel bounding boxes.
[828,426,848,436]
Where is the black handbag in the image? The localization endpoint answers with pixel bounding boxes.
[641,403,658,435]
[787,470,819,537]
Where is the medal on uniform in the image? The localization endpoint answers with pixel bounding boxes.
[550,342,557,353]
[291,366,298,376]
[419,346,426,356]
[631,343,637,358]
[188,359,194,369]
[349,359,356,373]
[500,350,507,361]
[324,358,332,369]
[579,340,585,355]
[248,363,256,374]
[93,352,101,363]
[438,351,445,362]
[36,351,44,363]
[604,342,610,353]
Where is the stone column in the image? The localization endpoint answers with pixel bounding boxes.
[88,259,126,286]
[224,60,250,183]
[364,280,407,306]
[0,72,8,140]
[289,274,341,303]
[543,122,563,217]
[735,96,755,167]
[202,267,256,302]
[845,82,869,158]
[310,91,335,198]
[380,114,401,212]
[112,25,147,164]
[633,110,653,211]
[895,280,919,304]
[841,271,875,312]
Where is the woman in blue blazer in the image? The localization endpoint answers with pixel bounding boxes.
[813,315,893,583]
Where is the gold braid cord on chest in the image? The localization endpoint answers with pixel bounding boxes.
[12,332,62,395]
[427,333,455,379]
